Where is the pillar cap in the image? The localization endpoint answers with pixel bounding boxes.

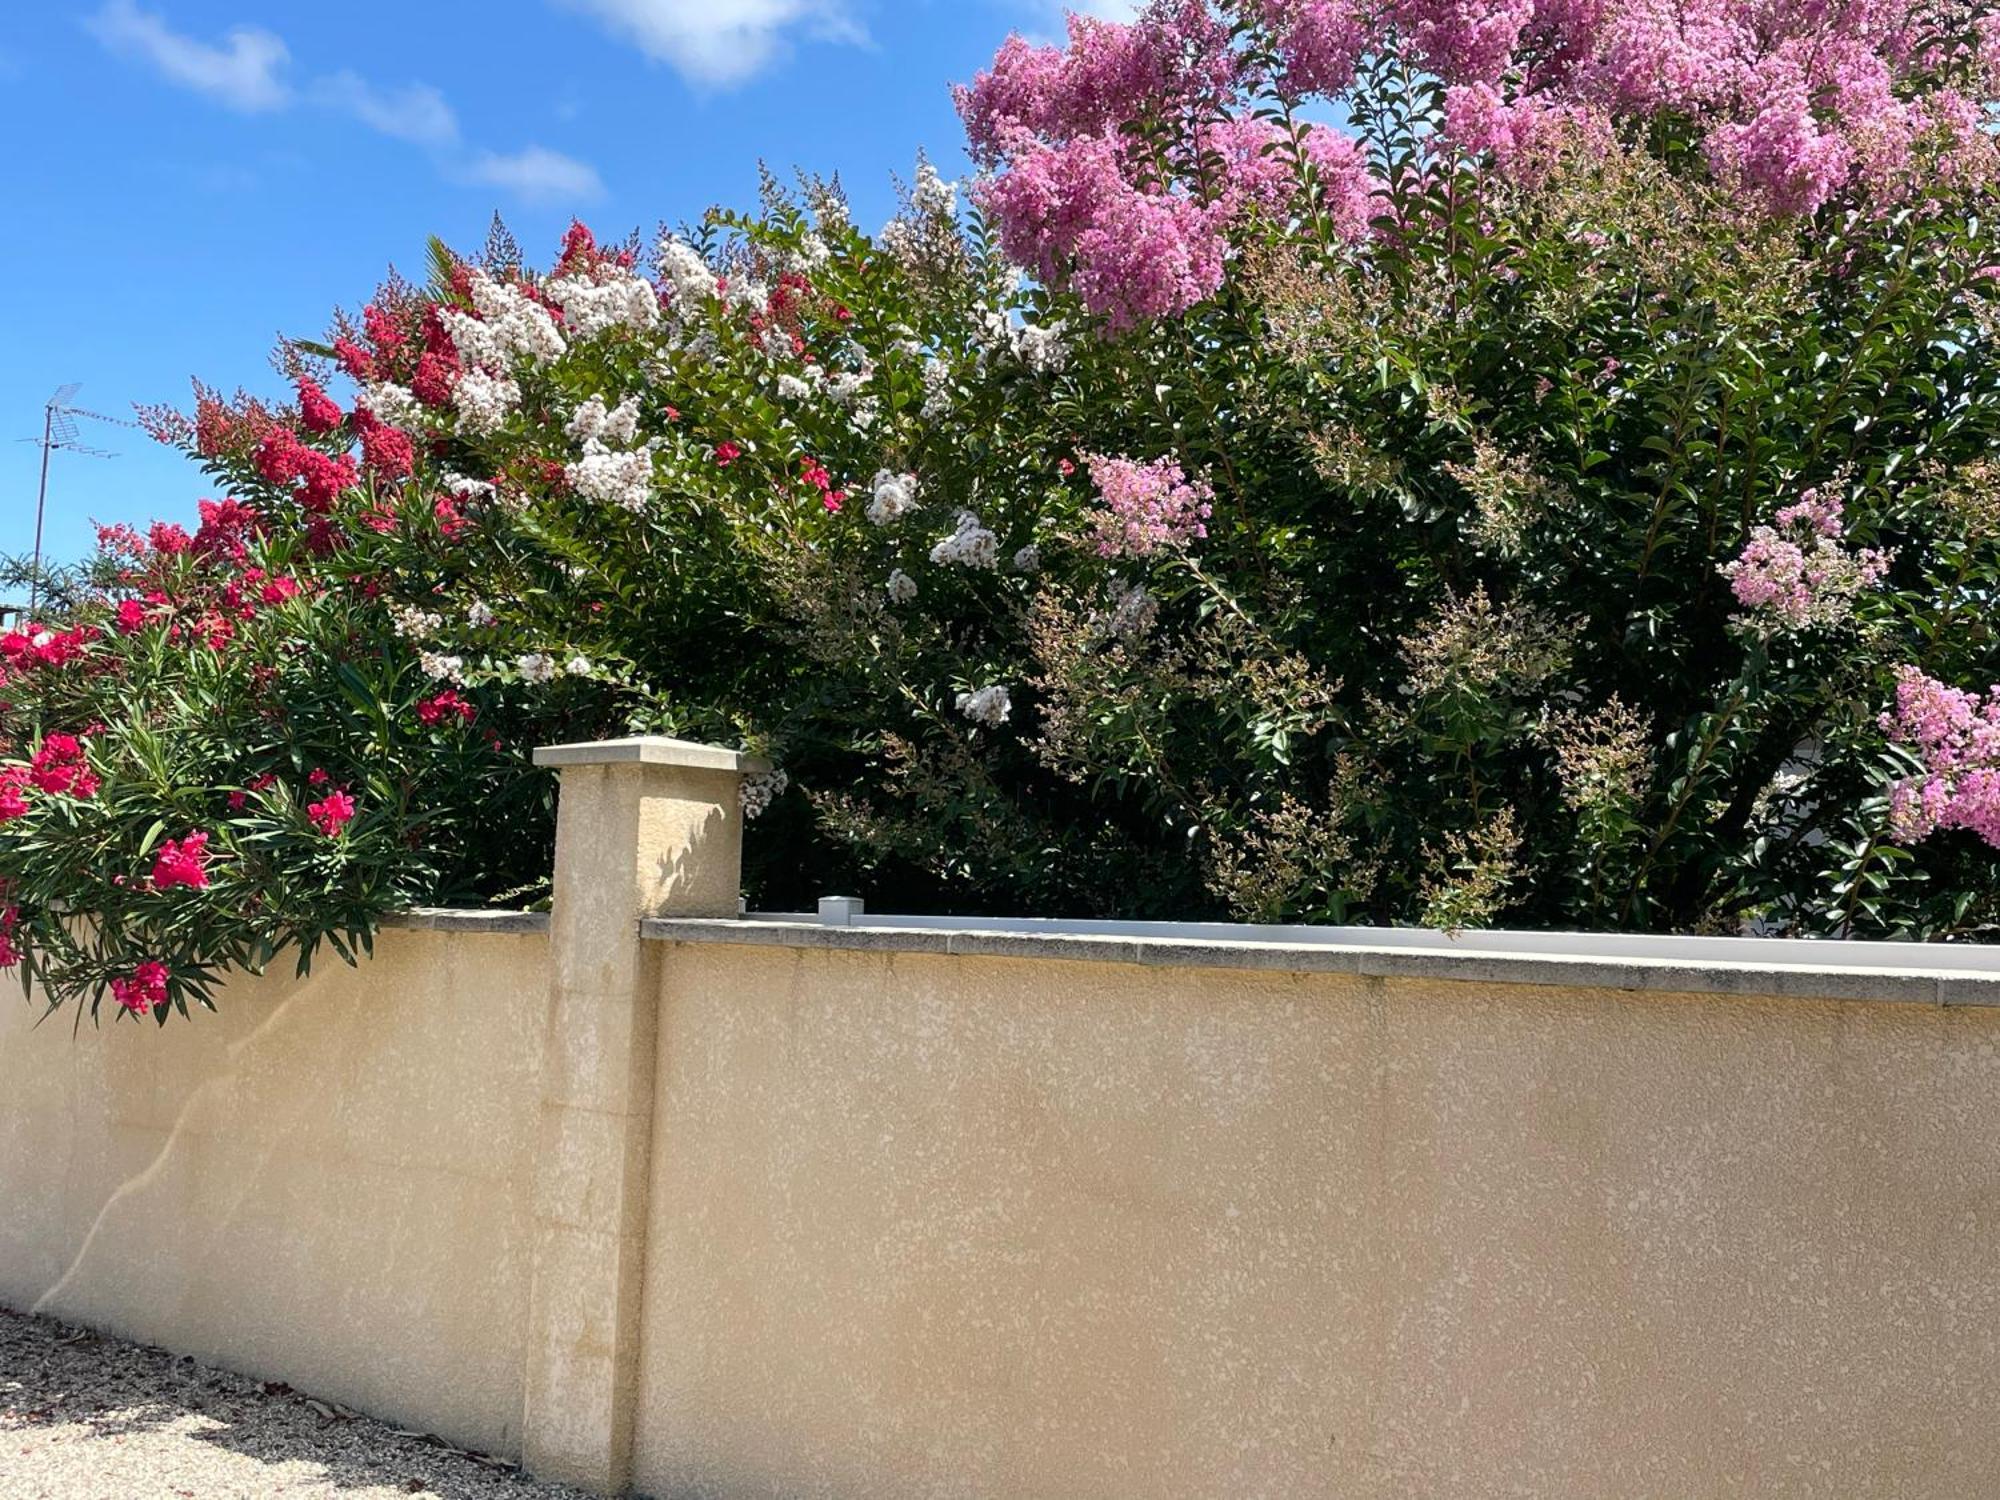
[532,736,772,774]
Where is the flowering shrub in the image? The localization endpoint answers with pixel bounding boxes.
[10,0,2000,1022]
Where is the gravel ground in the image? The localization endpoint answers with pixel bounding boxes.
[0,1306,594,1500]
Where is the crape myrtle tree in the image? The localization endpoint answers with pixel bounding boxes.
[6,0,2000,1022]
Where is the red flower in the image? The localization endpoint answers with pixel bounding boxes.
[307,789,357,837]
[115,599,149,633]
[28,735,93,798]
[260,576,302,606]
[149,521,193,555]
[151,832,212,892]
[358,417,415,481]
[0,906,19,971]
[297,378,344,434]
[228,772,278,812]
[415,690,476,727]
[714,441,742,468]
[307,768,331,788]
[410,351,458,408]
[333,336,378,383]
[111,961,170,1016]
[0,768,29,822]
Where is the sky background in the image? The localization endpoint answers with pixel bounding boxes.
[0,0,1132,571]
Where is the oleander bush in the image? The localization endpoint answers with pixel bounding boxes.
[10,0,2000,1021]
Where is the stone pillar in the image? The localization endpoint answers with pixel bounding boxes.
[521,736,767,1494]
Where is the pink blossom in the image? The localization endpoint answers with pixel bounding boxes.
[1721,490,1890,629]
[151,832,212,892]
[1083,453,1214,558]
[1881,667,2000,848]
[307,789,357,837]
[111,961,170,1017]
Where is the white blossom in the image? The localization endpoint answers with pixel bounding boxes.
[1011,319,1069,374]
[776,374,813,402]
[565,655,594,677]
[739,768,790,819]
[921,357,952,419]
[566,394,641,450]
[516,652,557,684]
[453,368,521,437]
[930,511,999,570]
[566,448,654,511]
[824,370,869,406]
[468,600,497,629]
[848,397,881,434]
[419,651,466,684]
[445,270,568,369]
[886,568,918,604]
[955,684,1012,727]
[658,238,716,306]
[724,277,769,316]
[390,604,444,639]
[913,161,958,220]
[547,266,659,339]
[867,470,919,527]
[1013,544,1042,574]
[443,472,495,502]
[360,381,425,430]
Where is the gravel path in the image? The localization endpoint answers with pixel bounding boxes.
[0,1307,594,1499]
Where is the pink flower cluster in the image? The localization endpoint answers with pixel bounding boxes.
[1721,490,1890,630]
[112,961,170,1017]
[0,905,19,972]
[1083,453,1214,558]
[958,5,1378,329]
[1881,666,2000,847]
[151,832,212,892]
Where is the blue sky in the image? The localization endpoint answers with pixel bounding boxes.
[0,0,1127,570]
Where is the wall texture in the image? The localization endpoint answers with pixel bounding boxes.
[633,941,2000,1500]
[0,925,549,1457]
[7,737,2000,1499]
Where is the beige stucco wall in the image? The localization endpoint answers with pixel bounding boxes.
[634,942,2000,1500]
[0,926,549,1457]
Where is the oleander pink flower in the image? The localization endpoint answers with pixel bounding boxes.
[307,789,358,837]
[111,961,171,1016]
[151,832,213,892]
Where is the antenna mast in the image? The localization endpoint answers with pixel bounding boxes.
[21,384,127,617]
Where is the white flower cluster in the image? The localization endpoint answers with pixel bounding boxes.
[724,277,769,316]
[1011,319,1069,374]
[955,684,1012,727]
[360,381,425,430]
[739,768,790,820]
[824,369,869,406]
[453,369,522,437]
[443,270,567,371]
[885,568,918,604]
[566,394,641,448]
[566,654,593,677]
[1013,544,1042,574]
[443,472,495,502]
[516,652,557,684]
[922,358,952,420]
[390,603,444,639]
[868,470,919,527]
[467,600,497,629]
[565,395,652,511]
[567,450,655,511]
[546,265,659,340]
[658,238,716,306]
[912,162,958,220]
[930,511,999,569]
[420,651,466,684]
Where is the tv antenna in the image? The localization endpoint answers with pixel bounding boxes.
[19,384,132,616]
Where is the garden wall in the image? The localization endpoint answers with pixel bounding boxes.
[0,916,550,1456]
[6,735,2000,1499]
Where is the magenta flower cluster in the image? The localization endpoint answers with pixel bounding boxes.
[1084,454,1215,558]
[1721,490,1891,630]
[1881,666,2000,848]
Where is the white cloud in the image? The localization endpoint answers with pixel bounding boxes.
[314,72,460,149]
[558,0,865,87]
[85,0,289,112]
[464,147,607,204]
[86,5,606,203]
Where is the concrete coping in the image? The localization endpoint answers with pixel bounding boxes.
[531,736,772,774]
[638,916,2000,1007]
[386,908,551,935]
